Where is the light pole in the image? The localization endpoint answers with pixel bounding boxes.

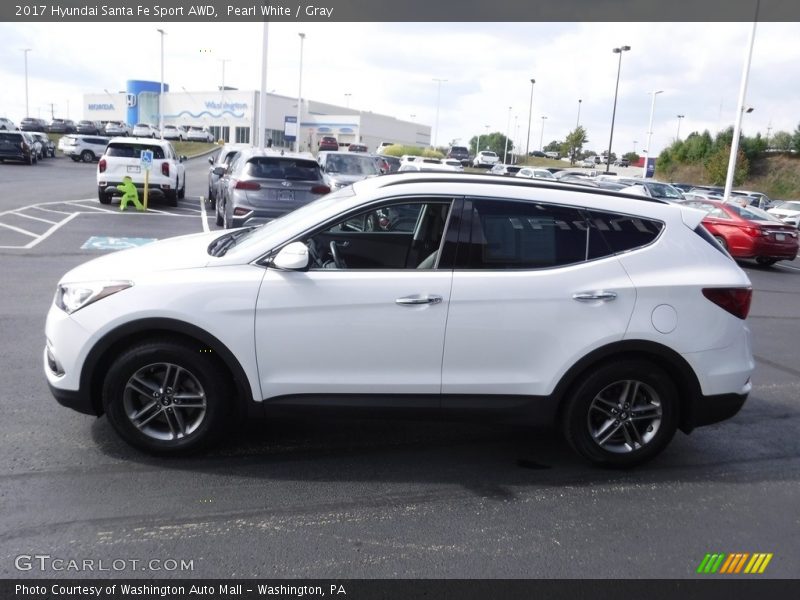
[157,29,166,138]
[539,116,548,152]
[642,90,664,178]
[605,45,631,172]
[22,48,32,118]
[525,78,535,158]
[344,92,351,108]
[513,115,519,164]
[633,140,638,155]
[295,32,305,152]
[576,98,582,128]
[257,22,269,150]
[476,124,489,158]
[432,78,447,149]
[676,114,685,141]
[503,106,512,164]
[218,58,231,143]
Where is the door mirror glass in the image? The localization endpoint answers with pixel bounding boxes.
[208,156,214,165]
[272,242,309,270]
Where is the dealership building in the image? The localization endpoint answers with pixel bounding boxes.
[83,80,430,151]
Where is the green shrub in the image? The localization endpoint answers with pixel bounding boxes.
[381,145,443,159]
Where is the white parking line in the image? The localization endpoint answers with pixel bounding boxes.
[199,196,210,233]
[21,212,80,249]
[30,206,72,216]
[66,200,119,214]
[0,221,38,237]
[14,212,58,225]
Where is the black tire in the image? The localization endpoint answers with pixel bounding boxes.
[215,199,224,227]
[165,189,178,207]
[714,236,728,251]
[178,176,186,199]
[755,257,778,266]
[102,339,232,454]
[98,186,112,205]
[561,360,678,468]
[81,150,94,163]
[223,202,231,229]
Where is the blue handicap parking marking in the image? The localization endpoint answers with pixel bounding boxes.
[81,236,158,250]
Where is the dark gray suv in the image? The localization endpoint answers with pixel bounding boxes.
[216,149,330,229]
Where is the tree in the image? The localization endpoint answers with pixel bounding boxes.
[704,145,749,186]
[793,123,800,153]
[771,130,792,152]
[561,126,588,165]
[623,152,640,163]
[544,140,562,153]
[469,132,513,159]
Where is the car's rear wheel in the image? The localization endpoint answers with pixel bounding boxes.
[755,257,778,266]
[102,339,231,454]
[81,150,94,163]
[215,199,224,227]
[178,176,186,199]
[714,236,728,251]
[98,186,111,205]
[562,360,678,467]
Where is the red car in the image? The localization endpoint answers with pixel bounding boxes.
[318,136,339,151]
[682,199,799,266]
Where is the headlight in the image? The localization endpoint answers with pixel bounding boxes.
[54,281,133,314]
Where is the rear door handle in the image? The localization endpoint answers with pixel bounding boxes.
[396,295,443,306]
[573,291,618,302]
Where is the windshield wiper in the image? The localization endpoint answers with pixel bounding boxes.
[208,227,255,257]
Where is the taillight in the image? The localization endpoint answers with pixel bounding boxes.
[702,287,752,320]
[98,158,106,173]
[234,181,261,191]
[311,185,331,194]
[161,162,170,177]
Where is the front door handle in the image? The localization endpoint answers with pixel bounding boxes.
[396,295,443,306]
[573,291,618,302]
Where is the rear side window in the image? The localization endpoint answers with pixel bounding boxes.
[244,157,321,181]
[105,144,165,159]
[459,200,587,269]
[0,132,23,144]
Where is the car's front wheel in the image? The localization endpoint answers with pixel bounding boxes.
[561,360,678,467]
[102,339,231,454]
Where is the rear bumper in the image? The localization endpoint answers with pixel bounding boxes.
[686,392,748,430]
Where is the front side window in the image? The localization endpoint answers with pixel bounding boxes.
[305,200,453,270]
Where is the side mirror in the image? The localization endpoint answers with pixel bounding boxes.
[208,156,214,165]
[181,155,187,162]
[272,241,309,271]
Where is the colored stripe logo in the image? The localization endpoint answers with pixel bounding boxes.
[696,553,773,574]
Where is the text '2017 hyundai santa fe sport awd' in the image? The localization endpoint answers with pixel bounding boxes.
[44,174,754,467]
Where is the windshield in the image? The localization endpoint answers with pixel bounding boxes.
[227,187,357,254]
[647,182,684,200]
[731,205,782,222]
[326,155,379,175]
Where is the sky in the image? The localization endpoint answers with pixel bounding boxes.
[1,21,798,156]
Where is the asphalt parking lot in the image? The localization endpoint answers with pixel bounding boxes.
[0,156,799,579]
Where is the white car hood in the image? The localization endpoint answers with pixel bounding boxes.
[769,208,800,217]
[59,230,228,283]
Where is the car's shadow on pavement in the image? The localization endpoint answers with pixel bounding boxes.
[90,391,800,497]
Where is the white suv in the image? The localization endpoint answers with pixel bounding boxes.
[96,137,186,206]
[473,150,499,167]
[45,174,754,466]
[58,135,110,162]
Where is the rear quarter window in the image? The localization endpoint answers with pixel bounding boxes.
[587,210,664,258]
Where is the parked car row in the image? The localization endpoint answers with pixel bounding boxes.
[0,130,55,164]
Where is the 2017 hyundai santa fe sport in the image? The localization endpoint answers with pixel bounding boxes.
[44,174,754,467]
